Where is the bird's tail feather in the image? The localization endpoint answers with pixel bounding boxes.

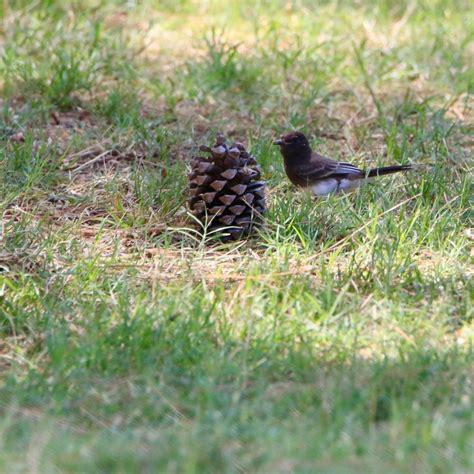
[366,165,412,178]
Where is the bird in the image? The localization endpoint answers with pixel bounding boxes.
[274,131,412,196]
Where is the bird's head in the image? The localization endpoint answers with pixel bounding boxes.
[274,132,311,160]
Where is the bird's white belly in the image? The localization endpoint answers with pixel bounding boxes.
[311,179,338,196]
[311,178,361,196]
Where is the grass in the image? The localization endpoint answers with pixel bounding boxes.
[0,0,473,472]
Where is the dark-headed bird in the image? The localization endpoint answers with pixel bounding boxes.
[274,131,412,196]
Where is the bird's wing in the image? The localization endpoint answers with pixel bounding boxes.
[334,162,363,175]
[294,155,363,183]
[292,162,337,183]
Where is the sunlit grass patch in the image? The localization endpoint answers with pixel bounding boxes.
[0,0,472,472]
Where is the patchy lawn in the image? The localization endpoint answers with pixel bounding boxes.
[0,0,472,472]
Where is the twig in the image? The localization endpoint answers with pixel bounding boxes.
[62,144,104,170]
[69,150,112,175]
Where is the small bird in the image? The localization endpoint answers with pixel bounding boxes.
[274,131,412,196]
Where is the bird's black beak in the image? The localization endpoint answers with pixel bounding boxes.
[273,139,284,146]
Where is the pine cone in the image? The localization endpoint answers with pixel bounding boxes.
[188,134,266,241]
